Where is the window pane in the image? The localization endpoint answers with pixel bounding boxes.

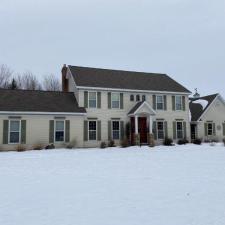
[56,121,64,131]
[89,131,96,140]
[112,101,119,108]
[157,122,164,139]
[157,96,164,110]
[136,95,140,101]
[10,132,19,143]
[89,92,96,100]
[113,131,120,140]
[176,96,182,110]
[177,122,183,139]
[112,121,120,130]
[130,95,134,101]
[142,95,146,101]
[10,121,20,132]
[55,131,64,142]
[89,121,96,130]
[89,100,96,108]
[112,93,119,101]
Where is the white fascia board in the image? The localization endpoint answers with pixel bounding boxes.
[76,86,191,95]
[0,111,86,116]
[197,94,219,122]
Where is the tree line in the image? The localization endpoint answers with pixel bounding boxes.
[0,64,61,91]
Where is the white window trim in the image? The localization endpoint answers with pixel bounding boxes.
[88,91,97,108]
[8,120,21,145]
[54,120,65,143]
[175,96,183,111]
[111,120,120,140]
[156,121,165,140]
[207,122,213,136]
[88,120,97,141]
[176,121,184,139]
[156,95,164,110]
[111,92,120,109]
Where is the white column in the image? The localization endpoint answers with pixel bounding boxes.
[135,115,138,134]
[149,115,153,134]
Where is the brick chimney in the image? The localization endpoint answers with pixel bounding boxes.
[61,64,68,92]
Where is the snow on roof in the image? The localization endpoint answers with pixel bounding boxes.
[192,99,209,110]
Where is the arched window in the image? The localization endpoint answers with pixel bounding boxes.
[136,95,140,102]
[130,95,134,101]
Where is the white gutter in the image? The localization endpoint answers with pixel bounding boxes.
[0,111,86,116]
[76,86,191,95]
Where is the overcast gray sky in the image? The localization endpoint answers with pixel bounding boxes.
[1,0,225,96]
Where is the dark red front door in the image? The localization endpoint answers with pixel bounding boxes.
[139,117,147,143]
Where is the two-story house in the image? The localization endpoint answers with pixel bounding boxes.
[0,64,192,151]
[63,65,191,147]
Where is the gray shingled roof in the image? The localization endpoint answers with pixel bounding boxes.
[189,94,218,121]
[0,89,86,113]
[69,66,191,93]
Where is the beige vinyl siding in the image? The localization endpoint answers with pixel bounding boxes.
[78,89,190,146]
[0,114,84,151]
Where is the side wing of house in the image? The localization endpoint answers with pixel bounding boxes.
[198,95,225,141]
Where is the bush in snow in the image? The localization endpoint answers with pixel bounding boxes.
[33,143,44,150]
[177,139,189,145]
[66,139,77,149]
[16,144,26,152]
[163,138,173,146]
[148,133,155,147]
[108,140,115,147]
[193,138,202,145]
[120,138,129,148]
[100,142,107,149]
[223,138,225,146]
[45,144,55,150]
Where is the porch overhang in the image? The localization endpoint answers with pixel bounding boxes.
[127,101,156,117]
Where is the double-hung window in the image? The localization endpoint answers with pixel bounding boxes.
[142,95,146,101]
[156,95,164,110]
[207,123,213,136]
[136,95,140,102]
[88,121,97,140]
[157,121,164,139]
[176,122,183,139]
[112,121,120,140]
[9,120,20,144]
[111,93,120,109]
[89,92,97,108]
[130,95,134,101]
[175,96,182,111]
[55,121,65,142]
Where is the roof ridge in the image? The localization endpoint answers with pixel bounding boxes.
[68,65,167,76]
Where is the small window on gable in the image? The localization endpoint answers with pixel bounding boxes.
[130,95,134,101]
[142,95,146,101]
[136,95,140,102]
[207,123,213,136]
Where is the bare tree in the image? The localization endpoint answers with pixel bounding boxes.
[43,74,61,91]
[0,64,13,88]
[15,71,42,90]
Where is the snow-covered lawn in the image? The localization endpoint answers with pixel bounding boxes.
[1,144,225,225]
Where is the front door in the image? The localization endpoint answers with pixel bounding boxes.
[139,117,147,144]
